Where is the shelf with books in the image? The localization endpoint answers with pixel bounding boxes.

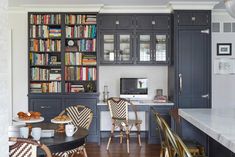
[65,81,96,93]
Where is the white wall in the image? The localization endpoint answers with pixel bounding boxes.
[8,11,28,116]
[212,11,235,108]
[99,66,168,100]
[0,0,11,155]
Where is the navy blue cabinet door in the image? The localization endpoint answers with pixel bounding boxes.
[178,29,210,108]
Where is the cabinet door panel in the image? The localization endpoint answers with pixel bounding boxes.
[117,33,133,63]
[154,33,168,62]
[30,99,62,122]
[137,33,152,63]
[116,15,134,29]
[136,15,153,29]
[153,15,169,29]
[193,12,209,26]
[177,12,193,26]
[99,15,116,29]
[178,29,210,108]
[100,32,116,64]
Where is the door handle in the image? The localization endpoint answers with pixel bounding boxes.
[179,73,183,95]
[40,105,51,109]
[201,94,209,98]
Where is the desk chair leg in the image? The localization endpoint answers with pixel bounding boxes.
[83,147,88,157]
[120,127,123,144]
[107,123,115,150]
[125,128,130,153]
[136,124,141,146]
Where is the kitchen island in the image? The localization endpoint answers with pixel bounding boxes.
[179,108,235,156]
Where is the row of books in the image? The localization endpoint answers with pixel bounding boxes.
[65,52,82,65]
[31,68,61,81]
[65,83,85,93]
[76,39,96,52]
[30,39,61,52]
[30,53,61,65]
[82,55,97,65]
[65,15,96,25]
[65,67,96,81]
[30,14,61,25]
[65,25,96,38]
[30,82,61,93]
[30,25,62,38]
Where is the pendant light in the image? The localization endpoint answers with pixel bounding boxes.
[225,0,235,18]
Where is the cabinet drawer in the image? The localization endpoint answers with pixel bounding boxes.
[64,98,97,116]
[177,11,210,26]
[136,15,153,29]
[30,99,62,122]
[152,15,170,29]
[99,15,134,29]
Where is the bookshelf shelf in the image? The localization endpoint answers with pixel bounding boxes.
[28,12,97,94]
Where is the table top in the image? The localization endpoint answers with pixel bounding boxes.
[97,100,174,106]
[34,123,89,153]
[179,108,235,153]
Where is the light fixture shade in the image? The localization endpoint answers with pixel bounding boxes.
[225,0,235,18]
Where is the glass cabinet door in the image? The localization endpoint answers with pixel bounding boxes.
[117,34,132,63]
[154,34,167,62]
[102,34,115,62]
[138,35,151,62]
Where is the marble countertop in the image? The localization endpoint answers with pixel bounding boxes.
[97,100,174,106]
[179,108,235,153]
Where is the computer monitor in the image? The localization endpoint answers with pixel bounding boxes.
[120,78,148,99]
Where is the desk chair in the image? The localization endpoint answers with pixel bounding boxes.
[169,108,205,156]
[54,105,93,157]
[106,97,142,153]
[9,137,52,157]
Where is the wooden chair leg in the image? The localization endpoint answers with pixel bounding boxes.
[136,124,141,146]
[106,123,115,150]
[125,128,130,153]
[83,147,88,157]
[120,127,123,144]
[160,147,164,157]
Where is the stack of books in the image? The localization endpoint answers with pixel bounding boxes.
[49,28,62,37]
[82,55,96,65]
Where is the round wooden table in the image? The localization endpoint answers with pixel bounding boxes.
[34,123,89,156]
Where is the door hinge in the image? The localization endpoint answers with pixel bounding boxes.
[201,29,210,34]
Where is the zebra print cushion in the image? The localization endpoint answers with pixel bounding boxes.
[66,106,92,129]
[53,144,85,157]
[108,98,128,120]
[9,142,37,157]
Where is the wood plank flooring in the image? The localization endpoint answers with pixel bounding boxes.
[82,139,161,157]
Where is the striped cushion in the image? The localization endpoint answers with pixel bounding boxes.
[53,144,85,157]
[9,142,37,157]
[66,106,92,129]
[108,98,128,120]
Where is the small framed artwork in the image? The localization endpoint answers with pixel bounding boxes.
[214,58,235,74]
[217,43,232,56]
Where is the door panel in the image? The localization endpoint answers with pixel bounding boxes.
[136,15,153,29]
[178,29,209,108]
[99,15,116,29]
[116,15,134,29]
[153,15,169,29]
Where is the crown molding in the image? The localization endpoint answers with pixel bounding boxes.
[99,5,172,13]
[8,4,104,13]
[169,1,220,10]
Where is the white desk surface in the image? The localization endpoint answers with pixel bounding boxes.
[179,108,235,153]
[97,100,174,106]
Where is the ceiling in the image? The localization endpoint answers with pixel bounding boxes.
[8,0,224,9]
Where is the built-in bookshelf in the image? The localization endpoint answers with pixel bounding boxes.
[28,13,97,94]
[64,14,97,93]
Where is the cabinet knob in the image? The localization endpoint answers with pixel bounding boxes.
[41,105,51,109]
[116,21,119,25]
[152,21,156,25]
[192,17,196,21]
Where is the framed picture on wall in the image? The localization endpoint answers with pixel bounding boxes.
[217,43,232,56]
[214,58,235,74]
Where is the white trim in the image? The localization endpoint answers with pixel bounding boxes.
[169,1,220,10]
[100,5,171,13]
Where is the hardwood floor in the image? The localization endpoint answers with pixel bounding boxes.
[83,139,161,157]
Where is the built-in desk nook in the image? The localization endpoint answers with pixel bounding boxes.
[97,100,174,144]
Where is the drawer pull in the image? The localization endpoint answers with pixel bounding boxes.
[41,106,51,109]
[152,21,156,25]
[192,17,196,21]
[116,20,119,25]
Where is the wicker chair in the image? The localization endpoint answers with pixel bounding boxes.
[106,97,142,153]
[9,137,52,157]
[53,105,93,157]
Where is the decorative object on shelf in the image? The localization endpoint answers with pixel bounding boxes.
[214,58,235,74]
[103,85,109,102]
[225,0,235,18]
[154,89,167,103]
[217,43,232,56]
[85,82,95,92]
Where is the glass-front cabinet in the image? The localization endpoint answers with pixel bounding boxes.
[137,32,169,64]
[100,31,133,64]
